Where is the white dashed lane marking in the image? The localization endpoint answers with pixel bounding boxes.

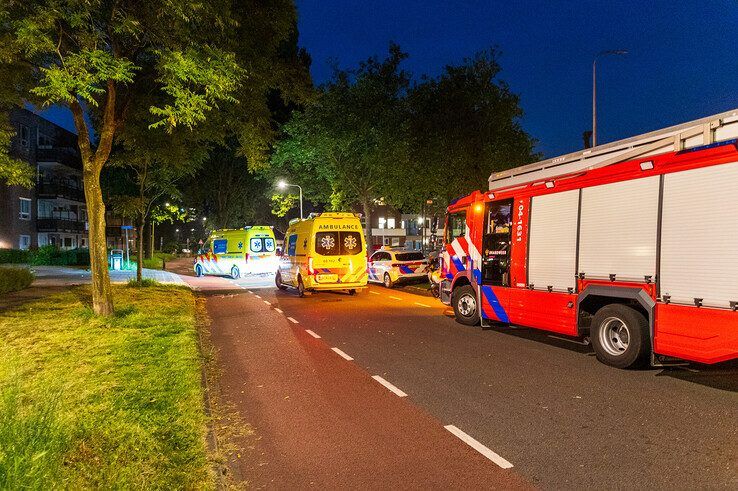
[389,296,402,301]
[305,329,321,339]
[287,317,299,324]
[274,308,283,314]
[331,347,354,361]
[263,300,271,305]
[444,425,513,469]
[254,294,261,299]
[370,291,380,295]
[371,375,407,397]
[414,302,431,308]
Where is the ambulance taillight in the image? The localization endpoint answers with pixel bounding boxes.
[307,256,315,275]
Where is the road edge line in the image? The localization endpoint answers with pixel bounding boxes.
[371,375,408,397]
[331,347,354,361]
[444,425,513,469]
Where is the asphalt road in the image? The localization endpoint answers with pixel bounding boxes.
[175,259,738,489]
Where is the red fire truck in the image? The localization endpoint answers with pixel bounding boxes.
[440,109,738,368]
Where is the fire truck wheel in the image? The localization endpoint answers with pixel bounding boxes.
[275,271,288,290]
[297,276,306,297]
[231,266,241,279]
[452,285,479,326]
[195,264,203,277]
[383,273,394,288]
[591,304,650,369]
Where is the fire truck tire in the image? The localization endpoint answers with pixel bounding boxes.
[297,276,306,297]
[231,266,241,279]
[383,273,394,289]
[275,271,287,290]
[452,285,479,326]
[195,265,203,277]
[591,304,650,369]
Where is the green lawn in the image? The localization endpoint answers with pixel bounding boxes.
[0,285,213,489]
[141,252,178,270]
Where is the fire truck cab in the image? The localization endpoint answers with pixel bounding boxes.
[440,109,738,368]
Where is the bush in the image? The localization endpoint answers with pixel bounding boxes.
[29,246,90,266]
[0,249,30,264]
[0,267,34,294]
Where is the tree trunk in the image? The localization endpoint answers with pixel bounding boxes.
[362,199,373,252]
[83,165,114,316]
[137,217,144,283]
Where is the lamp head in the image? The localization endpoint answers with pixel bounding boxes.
[277,180,287,190]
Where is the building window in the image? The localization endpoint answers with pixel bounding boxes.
[378,217,386,229]
[64,237,73,248]
[387,217,396,229]
[38,234,49,247]
[19,124,29,150]
[37,132,53,149]
[19,198,31,220]
[391,237,400,246]
[19,235,31,250]
[80,237,87,248]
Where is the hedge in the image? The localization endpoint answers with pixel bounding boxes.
[0,249,30,264]
[0,247,90,266]
[0,267,34,294]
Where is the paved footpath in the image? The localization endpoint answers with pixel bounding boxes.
[205,289,531,489]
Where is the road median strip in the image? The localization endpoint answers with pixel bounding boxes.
[444,425,513,469]
[371,375,407,397]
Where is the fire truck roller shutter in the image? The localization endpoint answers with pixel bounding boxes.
[660,161,738,308]
[578,176,659,281]
[528,189,579,292]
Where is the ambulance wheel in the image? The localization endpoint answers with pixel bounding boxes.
[297,276,306,297]
[230,266,241,279]
[275,271,287,290]
[195,265,203,277]
[590,304,650,369]
[452,285,479,326]
[383,273,394,289]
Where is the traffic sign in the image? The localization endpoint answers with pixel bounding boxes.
[121,225,134,230]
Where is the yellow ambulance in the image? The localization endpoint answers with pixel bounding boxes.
[276,213,367,296]
[194,226,277,279]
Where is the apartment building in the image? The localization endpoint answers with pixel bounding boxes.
[0,108,88,250]
[365,204,444,252]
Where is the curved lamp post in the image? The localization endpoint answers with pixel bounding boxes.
[277,180,303,219]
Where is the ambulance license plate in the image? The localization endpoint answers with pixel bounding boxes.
[316,273,338,283]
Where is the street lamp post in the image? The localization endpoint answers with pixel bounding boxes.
[277,180,303,219]
[593,49,628,147]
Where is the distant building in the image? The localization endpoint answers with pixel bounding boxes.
[0,108,89,250]
[364,204,444,252]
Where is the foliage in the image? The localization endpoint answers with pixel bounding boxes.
[126,278,160,287]
[0,248,30,264]
[0,123,33,187]
[0,267,34,294]
[270,43,411,239]
[29,246,90,266]
[0,285,211,488]
[408,49,539,205]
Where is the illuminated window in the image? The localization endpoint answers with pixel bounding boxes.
[378,217,386,229]
[387,218,396,229]
[19,235,30,250]
[19,198,31,220]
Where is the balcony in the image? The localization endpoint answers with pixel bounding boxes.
[36,147,83,169]
[37,179,85,202]
[37,218,86,233]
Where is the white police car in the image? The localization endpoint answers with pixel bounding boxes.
[368,247,428,288]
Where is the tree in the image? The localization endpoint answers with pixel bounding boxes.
[271,44,411,244]
[0,1,310,314]
[408,49,539,206]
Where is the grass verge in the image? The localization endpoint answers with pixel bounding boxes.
[0,285,212,489]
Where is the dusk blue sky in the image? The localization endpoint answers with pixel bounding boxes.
[39,1,738,159]
[295,0,738,157]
